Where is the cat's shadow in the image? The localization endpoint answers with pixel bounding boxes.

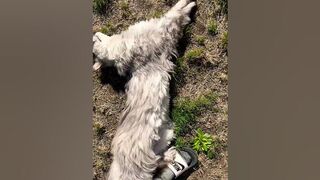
[168,5,197,117]
[99,66,130,93]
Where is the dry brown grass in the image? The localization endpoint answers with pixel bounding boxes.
[92,0,228,179]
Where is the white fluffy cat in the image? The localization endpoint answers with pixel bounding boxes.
[92,0,196,179]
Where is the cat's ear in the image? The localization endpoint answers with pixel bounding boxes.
[93,62,102,71]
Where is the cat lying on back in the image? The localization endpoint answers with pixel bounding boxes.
[93,0,196,179]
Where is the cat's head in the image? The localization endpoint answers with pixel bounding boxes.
[92,32,114,70]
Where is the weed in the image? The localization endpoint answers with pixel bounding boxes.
[195,35,205,46]
[221,31,228,49]
[93,0,107,15]
[100,23,115,36]
[193,128,218,159]
[207,19,218,35]
[172,92,218,136]
[185,48,204,61]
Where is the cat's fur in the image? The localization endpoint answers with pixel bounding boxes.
[92,1,196,179]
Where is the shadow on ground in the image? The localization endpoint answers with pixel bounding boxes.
[99,66,130,93]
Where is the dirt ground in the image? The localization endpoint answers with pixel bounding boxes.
[92,0,228,179]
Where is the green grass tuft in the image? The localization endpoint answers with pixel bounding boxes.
[172,92,218,136]
[119,0,129,11]
[221,31,228,49]
[100,23,115,36]
[195,35,206,46]
[93,0,107,15]
[185,48,204,61]
[176,57,187,71]
[207,19,218,35]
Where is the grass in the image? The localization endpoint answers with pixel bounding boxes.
[195,35,205,46]
[175,48,205,76]
[100,23,115,36]
[118,0,132,18]
[93,0,107,15]
[119,0,129,10]
[172,93,219,159]
[185,48,204,61]
[175,137,187,149]
[221,31,228,49]
[148,10,164,19]
[172,92,218,136]
[207,19,218,35]
[176,57,186,69]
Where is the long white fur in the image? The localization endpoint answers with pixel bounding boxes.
[92,1,196,179]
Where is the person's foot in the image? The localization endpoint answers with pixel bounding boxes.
[154,147,198,180]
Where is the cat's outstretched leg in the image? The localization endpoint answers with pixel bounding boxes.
[165,0,196,25]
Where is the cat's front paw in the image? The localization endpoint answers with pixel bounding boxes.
[93,33,110,65]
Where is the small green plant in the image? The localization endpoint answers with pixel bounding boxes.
[100,23,115,36]
[93,0,107,15]
[193,128,218,159]
[195,35,205,46]
[193,128,213,152]
[185,48,204,61]
[207,19,218,35]
[221,31,228,49]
